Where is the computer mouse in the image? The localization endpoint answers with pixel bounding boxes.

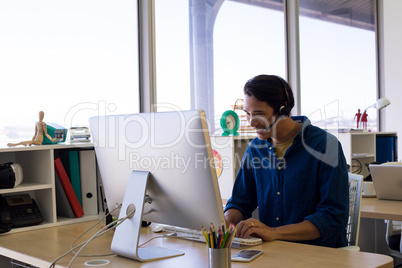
[152,225,164,233]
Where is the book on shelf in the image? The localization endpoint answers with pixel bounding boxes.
[79,150,99,215]
[54,157,84,218]
[55,173,75,218]
[59,150,82,206]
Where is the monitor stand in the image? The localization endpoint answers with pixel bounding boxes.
[111,170,184,262]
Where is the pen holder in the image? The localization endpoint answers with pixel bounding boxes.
[208,247,231,268]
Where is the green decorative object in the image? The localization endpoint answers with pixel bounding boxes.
[220,110,240,136]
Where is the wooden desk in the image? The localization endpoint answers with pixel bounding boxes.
[361,197,402,220]
[0,221,393,268]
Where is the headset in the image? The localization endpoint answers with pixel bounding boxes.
[274,75,291,116]
[245,75,291,131]
[262,75,291,131]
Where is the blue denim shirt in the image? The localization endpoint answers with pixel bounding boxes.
[225,116,349,248]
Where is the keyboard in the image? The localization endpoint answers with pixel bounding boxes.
[162,225,262,246]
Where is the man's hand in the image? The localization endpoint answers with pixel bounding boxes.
[235,218,278,241]
[235,219,321,242]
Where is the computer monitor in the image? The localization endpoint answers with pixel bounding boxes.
[89,110,225,262]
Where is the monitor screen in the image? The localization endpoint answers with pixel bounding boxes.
[89,110,225,231]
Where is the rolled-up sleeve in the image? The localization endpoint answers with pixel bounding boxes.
[305,141,349,245]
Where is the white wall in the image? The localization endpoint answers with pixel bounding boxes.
[379,0,402,159]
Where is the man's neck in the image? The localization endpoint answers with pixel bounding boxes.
[272,117,302,144]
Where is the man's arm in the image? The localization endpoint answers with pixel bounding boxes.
[224,208,244,227]
[273,220,321,241]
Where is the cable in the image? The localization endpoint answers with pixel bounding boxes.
[49,204,131,268]
[138,234,201,248]
[351,159,362,174]
[69,205,121,257]
[68,209,134,267]
[138,235,165,248]
[49,219,119,268]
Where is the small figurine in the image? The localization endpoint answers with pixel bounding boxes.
[361,111,368,129]
[7,111,56,147]
[354,109,362,128]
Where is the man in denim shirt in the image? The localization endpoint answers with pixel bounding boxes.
[224,75,349,248]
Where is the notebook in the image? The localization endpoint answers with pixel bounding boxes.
[369,163,402,201]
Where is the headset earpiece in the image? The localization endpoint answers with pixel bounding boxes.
[279,105,287,116]
[275,76,290,116]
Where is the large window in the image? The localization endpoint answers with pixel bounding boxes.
[1,0,380,144]
[214,1,285,126]
[154,0,190,111]
[0,0,139,144]
[155,0,378,133]
[155,0,285,132]
[299,0,377,131]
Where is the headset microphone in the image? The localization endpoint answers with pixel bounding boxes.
[263,115,286,132]
[262,103,287,132]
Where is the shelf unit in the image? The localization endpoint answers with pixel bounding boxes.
[212,132,398,196]
[210,135,256,200]
[0,143,100,234]
[338,132,397,178]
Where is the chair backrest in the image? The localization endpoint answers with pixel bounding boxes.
[347,173,363,246]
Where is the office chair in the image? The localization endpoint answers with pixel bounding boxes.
[385,220,402,267]
[340,173,363,251]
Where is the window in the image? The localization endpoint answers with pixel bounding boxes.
[155,0,378,133]
[214,1,285,128]
[0,0,139,143]
[154,0,190,112]
[299,0,377,131]
[155,0,285,132]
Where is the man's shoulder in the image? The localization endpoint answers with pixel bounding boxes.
[298,121,340,151]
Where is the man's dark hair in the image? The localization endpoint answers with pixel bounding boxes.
[243,75,295,116]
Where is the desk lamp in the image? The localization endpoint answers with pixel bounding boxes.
[358,97,391,129]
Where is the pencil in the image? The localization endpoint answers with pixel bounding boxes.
[201,227,209,247]
[221,230,229,248]
[228,228,237,247]
[211,223,217,248]
[211,232,216,248]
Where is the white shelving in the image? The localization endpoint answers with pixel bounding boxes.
[210,135,256,200]
[338,132,397,178]
[0,143,99,234]
[212,132,398,196]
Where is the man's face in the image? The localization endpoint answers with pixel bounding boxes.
[243,94,276,140]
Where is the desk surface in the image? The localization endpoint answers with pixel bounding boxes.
[361,197,402,221]
[0,221,394,268]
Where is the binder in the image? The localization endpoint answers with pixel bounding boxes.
[79,150,98,215]
[376,136,396,163]
[54,157,84,218]
[55,173,75,218]
[60,150,82,206]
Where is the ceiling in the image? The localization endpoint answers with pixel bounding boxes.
[230,0,375,31]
